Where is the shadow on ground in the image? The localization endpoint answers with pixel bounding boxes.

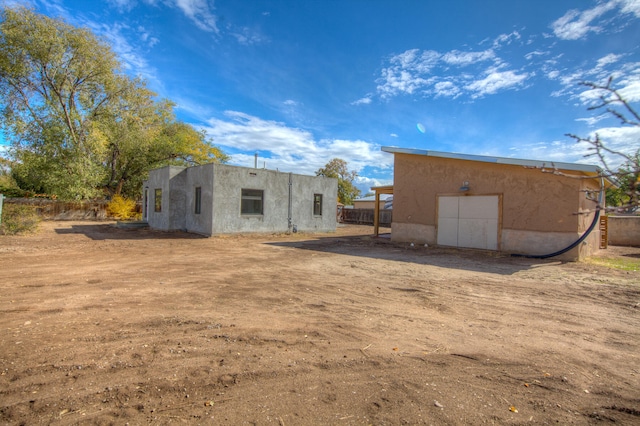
[54,223,205,241]
[266,234,552,276]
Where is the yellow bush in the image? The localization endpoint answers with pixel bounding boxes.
[106,195,139,220]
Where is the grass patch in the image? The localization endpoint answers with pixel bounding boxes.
[0,203,41,235]
[587,257,640,272]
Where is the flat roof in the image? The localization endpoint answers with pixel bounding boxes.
[381,146,601,174]
[354,194,393,202]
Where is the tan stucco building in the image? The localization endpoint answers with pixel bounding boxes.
[380,147,606,261]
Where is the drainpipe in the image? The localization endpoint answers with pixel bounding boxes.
[288,172,293,233]
[512,177,604,259]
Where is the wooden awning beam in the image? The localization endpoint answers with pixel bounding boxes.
[371,185,393,236]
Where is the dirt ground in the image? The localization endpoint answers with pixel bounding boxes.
[0,221,639,425]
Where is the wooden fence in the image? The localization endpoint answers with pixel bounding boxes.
[2,198,110,220]
[341,208,392,226]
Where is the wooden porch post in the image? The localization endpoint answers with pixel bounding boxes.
[373,190,380,236]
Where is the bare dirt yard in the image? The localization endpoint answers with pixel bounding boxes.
[1,221,639,425]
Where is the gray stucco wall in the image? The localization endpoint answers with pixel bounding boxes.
[210,164,337,234]
[144,166,186,231]
[185,164,215,236]
[144,163,337,235]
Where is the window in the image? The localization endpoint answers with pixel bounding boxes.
[241,189,263,215]
[154,189,162,212]
[313,194,323,216]
[194,187,202,214]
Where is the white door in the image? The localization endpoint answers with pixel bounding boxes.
[437,195,499,250]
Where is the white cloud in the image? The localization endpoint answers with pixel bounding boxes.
[596,53,624,69]
[354,175,393,193]
[507,140,597,165]
[579,125,640,169]
[172,0,219,33]
[465,69,530,98]
[576,64,640,105]
[433,81,461,98]
[200,111,393,176]
[351,96,372,106]
[107,0,136,12]
[377,68,431,97]
[551,1,618,40]
[550,0,640,41]
[138,26,159,48]
[524,50,548,61]
[576,113,610,126]
[620,0,640,17]
[87,22,160,85]
[375,45,530,100]
[619,79,640,101]
[492,31,521,48]
[104,0,219,33]
[441,49,495,66]
[229,26,267,45]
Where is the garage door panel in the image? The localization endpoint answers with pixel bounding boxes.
[437,217,459,247]
[438,195,499,250]
[438,196,459,218]
[459,196,499,219]
[458,218,499,250]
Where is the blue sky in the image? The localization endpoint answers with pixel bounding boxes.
[3,0,640,195]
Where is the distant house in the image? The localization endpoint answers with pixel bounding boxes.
[375,147,608,260]
[143,163,338,236]
[353,194,393,210]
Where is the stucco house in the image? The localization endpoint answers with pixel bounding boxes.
[143,163,338,236]
[375,147,607,260]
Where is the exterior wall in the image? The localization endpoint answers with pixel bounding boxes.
[144,163,337,236]
[391,153,602,260]
[210,164,337,234]
[184,164,215,236]
[144,166,186,231]
[391,223,436,244]
[607,216,640,246]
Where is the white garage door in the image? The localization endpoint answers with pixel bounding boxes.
[437,195,499,250]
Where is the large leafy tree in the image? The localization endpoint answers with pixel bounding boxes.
[566,77,639,212]
[316,158,361,205]
[0,6,226,199]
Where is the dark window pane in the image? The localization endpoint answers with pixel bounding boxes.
[195,187,202,214]
[241,189,264,215]
[314,194,322,216]
[154,189,162,212]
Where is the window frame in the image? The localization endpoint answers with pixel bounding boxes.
[241,188,264,215]
[194,186,202,214]
[313,193,323,216]
[154,188,162,212]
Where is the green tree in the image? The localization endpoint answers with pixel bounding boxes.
[0,6,227,200]
[566,77,639,212]
[316,158,361,205]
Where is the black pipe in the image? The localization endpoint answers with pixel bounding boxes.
[512,178,604,259]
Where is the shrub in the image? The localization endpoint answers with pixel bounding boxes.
[106,195,140,220]
[0,185,27,198]
[0,203,40,235]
